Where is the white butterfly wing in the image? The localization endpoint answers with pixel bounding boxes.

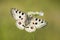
[11,8,27,22]
[30,18,47,29]
[16,19,26,30]
[11,8,27,30]
[25,17,47,32]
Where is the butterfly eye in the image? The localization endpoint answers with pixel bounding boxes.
[19,16,21,18]
[22,13,24,15]
[18,22,21,25]
[35,22,37,25]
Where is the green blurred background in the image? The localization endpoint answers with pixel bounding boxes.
[0,0,60,40]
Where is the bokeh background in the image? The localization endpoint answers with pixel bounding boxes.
[0,0,60,40]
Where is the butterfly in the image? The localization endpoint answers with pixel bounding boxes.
[10,8,47,32]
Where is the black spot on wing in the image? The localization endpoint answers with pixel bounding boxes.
[41,20,43,23]
[33,22,34,24]
[19,11,21,13]
[16,10,18,13]
[35,22,37,25]
[18,22,21,25]
[22,13,24,15]
[31,27,33,29]
[39,19,41,21]
[35,18,38,21]
[19,16,21,18]
[21,18,23,20]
